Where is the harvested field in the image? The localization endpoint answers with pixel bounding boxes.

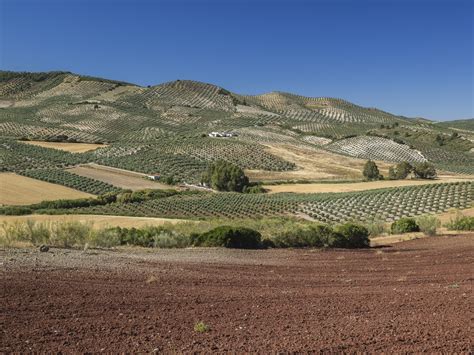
[0,214,188,229]
[21,141,107,153]
[264,177,472,194]
[69,164,170,190]
[246,144,392,181]
[1,234,472,352]
[0,173,93,205]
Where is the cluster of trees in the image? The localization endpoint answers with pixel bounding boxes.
[389,161,437,180]
[363,160,437,181]
[435,132,459,146]
[201,160,250,192]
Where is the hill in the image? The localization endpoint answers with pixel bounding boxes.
[1,70,473,184]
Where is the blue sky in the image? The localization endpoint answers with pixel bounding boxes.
[1,0,472,120]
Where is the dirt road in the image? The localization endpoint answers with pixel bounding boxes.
[1,235,472,352]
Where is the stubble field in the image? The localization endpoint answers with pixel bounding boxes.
[0,173,94,205]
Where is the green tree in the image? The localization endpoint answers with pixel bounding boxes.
[413,162,437,179]
[363,160,380,181]
[389,161,413,180]
[201,160,249,192]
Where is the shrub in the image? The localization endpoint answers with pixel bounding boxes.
[0,220,50,246]
[391,217,420,234]
[333,223,370,248]
[191,226,261,249]
[363,160,380,181]
[416,215,440,236]
[112,226,190,248]
[271,224,335,248]
[243,184,266,194]
[50,221,93,248]
[445,213,474,231]
[89,228,122,248]
[0,206,33,215]
[365,219,386,237]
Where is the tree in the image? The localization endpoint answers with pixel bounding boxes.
[363,160,380,181]
[435,134,444,146]
[413,162,437,179]
[389,161,413,180]
[201,160,249,192]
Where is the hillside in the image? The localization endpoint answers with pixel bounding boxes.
[1,70,473,182]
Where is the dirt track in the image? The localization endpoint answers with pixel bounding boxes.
[1,235,473,352]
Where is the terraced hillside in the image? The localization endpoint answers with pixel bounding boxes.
[1,70,473,185]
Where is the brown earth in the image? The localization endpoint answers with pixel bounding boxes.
[1,234,472,353]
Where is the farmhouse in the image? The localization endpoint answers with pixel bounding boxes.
[208,131,237,138]
[147,174,161,181]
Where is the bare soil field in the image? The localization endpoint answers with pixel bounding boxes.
[0,173,93,205]
[1,234,472,352]
[69,164,170,190]
[0,214,188,229]
[264,177,473,194]
[21,141,107,153]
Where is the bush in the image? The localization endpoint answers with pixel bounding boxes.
[0,220,50,246]
[243,184,266,194]
[89,228,122,248]
[191,226,261,249]
[111,226,190,248]
[271,224,334,248]
[445,213,474,231]
[365,219,386,237]
[416,215,440,236]
[0,206,33,215]
[391,217,420,234]
[50,221,93,248]
[333,223,370,248]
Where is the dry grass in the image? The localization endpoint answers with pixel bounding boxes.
[245,143,392,181]
[21,141,107,153]
[369,207,474,246]
[69,164,171,190]
[0,214,190,229]
[0,173,94,205]
[264,177,471,194]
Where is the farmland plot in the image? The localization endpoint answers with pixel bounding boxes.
[0,172,94,205]
[21,140,107,153]
[69,164,170,190]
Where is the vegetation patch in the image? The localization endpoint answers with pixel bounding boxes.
[391,218,420,234]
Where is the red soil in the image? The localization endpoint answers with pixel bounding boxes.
[1,234,472,353]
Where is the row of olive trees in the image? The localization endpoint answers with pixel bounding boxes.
[363,160,437,181]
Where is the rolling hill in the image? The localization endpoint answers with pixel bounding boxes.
[1,70,473,182]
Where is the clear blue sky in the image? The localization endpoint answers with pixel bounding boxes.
[1,0,472,120]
